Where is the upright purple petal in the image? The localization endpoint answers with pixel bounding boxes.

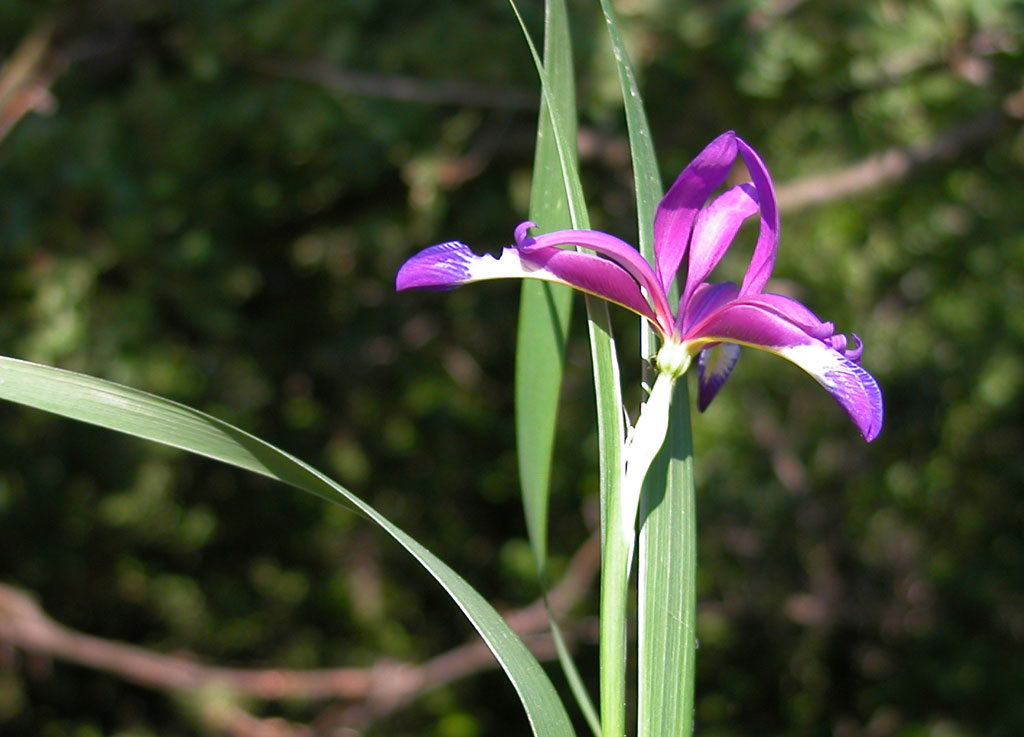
[735,138,780,297]
[653,131,738,292]
[396,240,659,327]
[685,302,883,441]
[680,183,759,308]
[677,281,739,335]
[697,342,741,411]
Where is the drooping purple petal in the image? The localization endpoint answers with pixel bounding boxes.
[653,131,738,292]
[685,302,883,441]
[697,342,741,411]
[733,293,835,340]
[525,247,659,326]
[396,240,659,326]
[724,295,868,363]
[681,183,759,308]
[777,343,882,441]
[735,138,780,296]
[519,226,673,334]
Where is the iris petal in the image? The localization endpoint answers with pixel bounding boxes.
[529,248,659,324]
[777,343,882,441]
[521,227,672,332]
[685,302,883,441]
[677,281,738,335]
[736,138,781,297]
[396,240,658,325]
[733,293,835,339]
[841,334,864,362]
[697,343,741,411]
[653,131,738,292]
[395,241,480,290]
[682,184,759,308]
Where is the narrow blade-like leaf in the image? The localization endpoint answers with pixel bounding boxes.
[510,3,626,735]
[514,11,600,728]
[515,0,578,575]
[0,355,576,737]
[596,0,661,295]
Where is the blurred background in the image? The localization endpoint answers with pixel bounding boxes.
[0,1,1022,735]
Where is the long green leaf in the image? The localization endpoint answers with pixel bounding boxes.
[597,3,699,737]
[510,3,627,735]
[516,0,578,578]
[516,277,570,570]
[0,355,575,737]
[514,6,600,732]
[596,0,661,329]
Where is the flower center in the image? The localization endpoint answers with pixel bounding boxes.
[655,340,692,379]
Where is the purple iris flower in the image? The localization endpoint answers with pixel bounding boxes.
[396,131,883,441]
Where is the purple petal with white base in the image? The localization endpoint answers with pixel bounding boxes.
[778,343,881,440]
[396,239,658,324]
[684,302,883,441]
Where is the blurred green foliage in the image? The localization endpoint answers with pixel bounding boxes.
[0,0,1022,735]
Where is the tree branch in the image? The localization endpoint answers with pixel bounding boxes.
[0,20,61,144]
[252,58,538,111]
[0,532,599,730]
[775,111,1005,212]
